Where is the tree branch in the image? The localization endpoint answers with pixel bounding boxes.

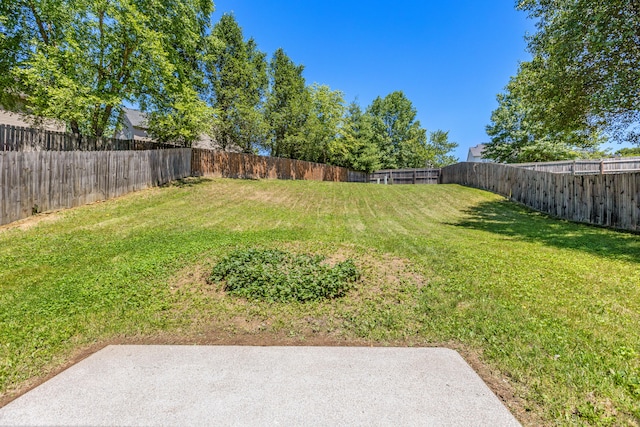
[27,1,51,45]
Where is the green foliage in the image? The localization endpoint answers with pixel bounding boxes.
[264,48,310,159]
[0,2,23,108]
[367,91,429,169]
[328,101,381,173]
[147,88,216,146]
[210,249,359,302]
[516,0,640,145]
[427,130,458,167]
[486,63,604,163]
[615,147,640,157]
[301,84,345,163]
[206,14,268,152]
[2,3,459,164]
[4,0,213,138]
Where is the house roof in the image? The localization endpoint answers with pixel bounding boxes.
[0,109,65,132]
[122,107,148,128]
[468,144,487,158]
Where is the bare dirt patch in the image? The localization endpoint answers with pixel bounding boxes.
[0,211,62,232]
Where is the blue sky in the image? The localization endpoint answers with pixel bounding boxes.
[210,0,536,161]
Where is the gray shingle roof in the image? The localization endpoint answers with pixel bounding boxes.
[469,144,486,157]
[122,107,148,128]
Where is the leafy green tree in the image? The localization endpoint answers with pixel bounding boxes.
[146,88,217,146]
[485,64,603,163]
[0,2,25,109]
[4,0,213,139]
[518,0,640,144]
[300,84,345,163]
[366,91,429,169]
[328,101,381,172]
[205,14,268,152]
[427,130,458,167]
[615,147,640,157]
[264,49,311,159]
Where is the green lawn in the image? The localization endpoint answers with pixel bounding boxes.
[1,178,639,425]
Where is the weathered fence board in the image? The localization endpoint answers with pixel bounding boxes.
[369,168,440,185]
[0,124,179,152]
[440,162,640,232]
[0,149,191,225]
[191,149,368,183]
[513,158,640,174]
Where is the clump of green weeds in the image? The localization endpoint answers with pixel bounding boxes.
[210,249,359,302]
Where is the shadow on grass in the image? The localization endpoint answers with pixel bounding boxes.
[450,200,640,264]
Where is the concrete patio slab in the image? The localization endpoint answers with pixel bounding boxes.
[0,346,521,426]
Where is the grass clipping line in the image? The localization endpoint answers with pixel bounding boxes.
[210,249,360,303]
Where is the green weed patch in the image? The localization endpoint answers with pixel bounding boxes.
[210,249,359,302]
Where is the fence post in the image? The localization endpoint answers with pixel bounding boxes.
[600,160,605,175]
[413,170,416,184]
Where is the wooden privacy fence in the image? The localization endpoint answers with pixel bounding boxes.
[513,158,640,174]
[192,149,368,183]
[369,168,440,184]
[440,162,640,232]
[0,148,191,226]
[0,124,178,152]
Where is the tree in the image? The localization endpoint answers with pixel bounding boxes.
[4,0,214,139]
[427,130,458,167]
[146,88,216,146]
[0,2,24,109]
[518,0,640,144]
[205,14,268,152]
[300,84,345,163]
[485,63,603,163]
[264,49,310,159]
[328,101,380,173]
[615,147,640,158]
[366,91,429,169]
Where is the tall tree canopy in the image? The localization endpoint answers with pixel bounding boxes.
[300,84,345,164]
[264,48,310,159]
[205,14,267,152]
[485,62,603,163]
[328,101,381,173]
[366,91,430,169]
[426,130,458,168]
[1,4,459,164]
[3,0,213,139]
[516,0,640,144]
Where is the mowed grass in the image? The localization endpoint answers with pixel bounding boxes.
[1,178,639,425]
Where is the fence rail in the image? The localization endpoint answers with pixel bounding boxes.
[0,124,178,152]
[440,162,640,232]
[513,158,640,175]
[192,149,368,183]
[0,148,191,226]
[369,168,440,184]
